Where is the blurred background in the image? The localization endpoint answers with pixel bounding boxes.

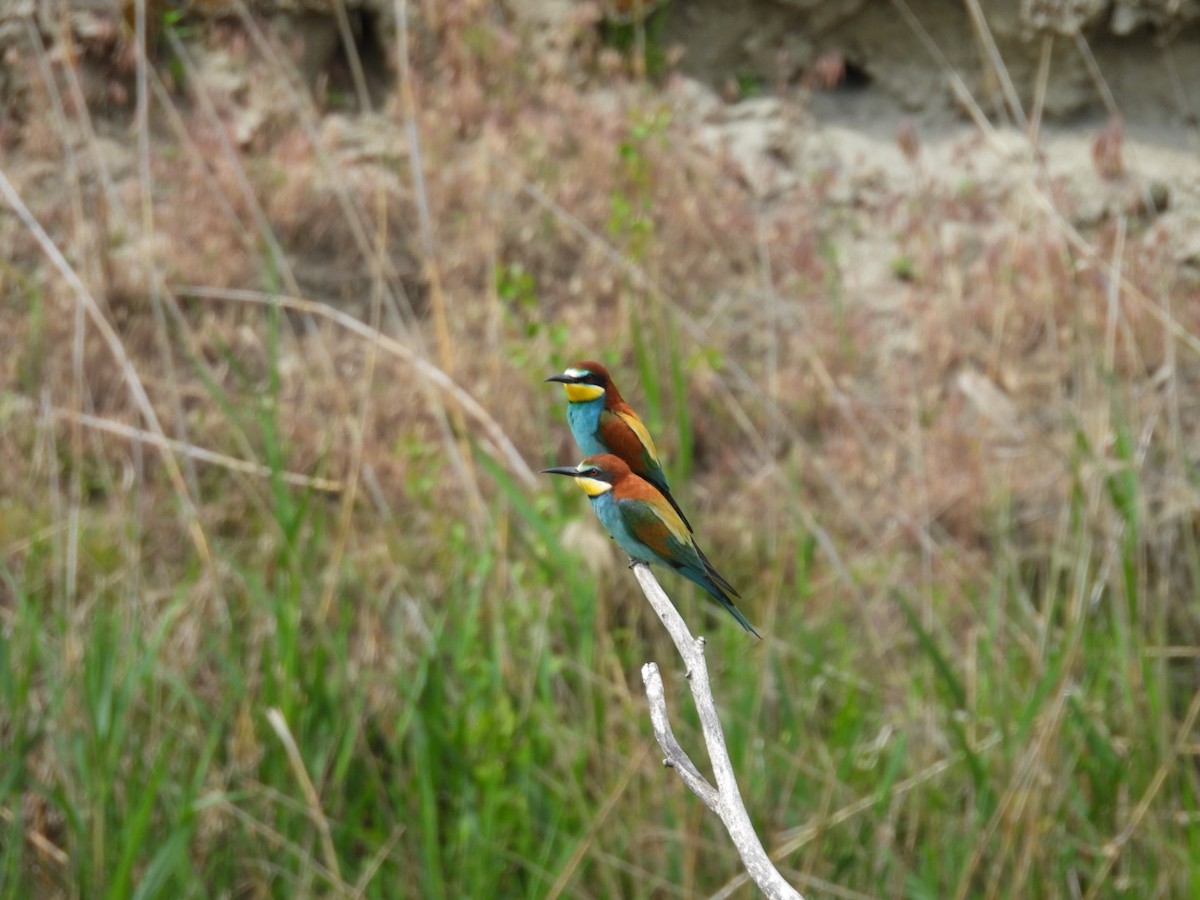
[2,0,1200,897]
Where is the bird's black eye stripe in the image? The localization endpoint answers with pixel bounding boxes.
[583,373,606,387]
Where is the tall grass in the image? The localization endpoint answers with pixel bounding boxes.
[2,3,1199,898]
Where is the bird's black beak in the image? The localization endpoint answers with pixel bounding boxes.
[544,373,579,385]
[541,466,581,477]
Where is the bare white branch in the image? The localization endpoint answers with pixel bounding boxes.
[632,564,803,900]
[641,662,720,809]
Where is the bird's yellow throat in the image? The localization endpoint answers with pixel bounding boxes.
[574,476,613,497]
[563,383,605,403]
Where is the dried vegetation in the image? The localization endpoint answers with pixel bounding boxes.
[1,1,1199,897]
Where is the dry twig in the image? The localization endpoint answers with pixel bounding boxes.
[632,564,803,900]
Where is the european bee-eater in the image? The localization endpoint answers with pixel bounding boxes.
[545,361,692,532]
[542,454,759,638]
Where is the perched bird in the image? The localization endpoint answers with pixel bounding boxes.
[545,361,692,532]
[542,454,759,638]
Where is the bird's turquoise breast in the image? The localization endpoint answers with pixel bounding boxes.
[566,398,607,456]
[589,493,652,564]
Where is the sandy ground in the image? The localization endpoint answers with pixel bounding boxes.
[672,73,1200,354]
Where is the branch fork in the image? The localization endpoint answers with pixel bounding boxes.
[631,564,803,900]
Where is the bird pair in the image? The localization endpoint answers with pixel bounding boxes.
[544,361,760,638]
